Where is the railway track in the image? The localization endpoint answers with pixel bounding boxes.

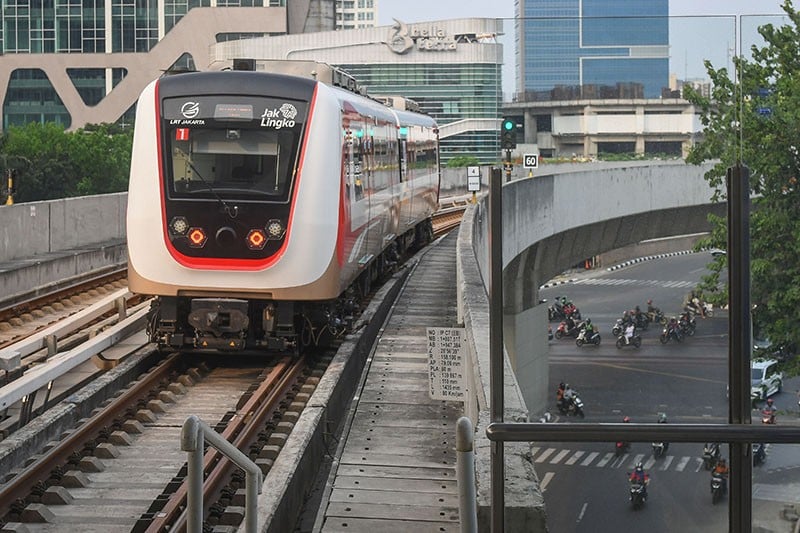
[0,199,459,531]
[0,349,333,532]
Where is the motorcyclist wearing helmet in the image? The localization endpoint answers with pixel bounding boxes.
[580,318,596,339]
[652,413,669,454]
[713,458,729,493]
[629,462,650,499]
[762,398,777,424]
[624,322,636,344]
[713,458,729,478]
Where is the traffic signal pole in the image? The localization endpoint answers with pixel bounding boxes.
[505,149,512,182]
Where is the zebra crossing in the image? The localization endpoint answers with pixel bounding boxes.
[531,445,768,473]
[572,278,697,289]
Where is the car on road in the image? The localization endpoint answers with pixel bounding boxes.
[751,358,783,402]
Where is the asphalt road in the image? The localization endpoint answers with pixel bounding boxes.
[538,251,800,533]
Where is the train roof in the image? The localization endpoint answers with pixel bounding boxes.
[157,70,317,102]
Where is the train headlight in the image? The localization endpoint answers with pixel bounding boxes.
[266,219,286,240]
[170,216,189,235]
[246,229,267,250]
[187,227,207,248]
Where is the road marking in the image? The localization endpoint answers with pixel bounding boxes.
[550,449,571,464]
[531,447,540,456]
[586,363,725,384]
[566,451,585,465]
[629,453,646,469]
[540,471,555,491]
[659,456,675,470]
[675,456,691,471]
[695,458,704,472]
[644,456,657,470]
[536,448,556,463]
[576,502,588,523]
[596,453,614,467]
[613,454,630,468]
[581,452,599,466]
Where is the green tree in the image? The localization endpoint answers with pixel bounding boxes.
[685,0,800,351]
[446,155,480,168]
[0,122,132,202]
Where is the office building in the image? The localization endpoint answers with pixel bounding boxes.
[0,0,334,130]
[516,0,669,100]
[210,18,504,164]
[335,0,377,29]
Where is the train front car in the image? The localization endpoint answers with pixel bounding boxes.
[128,70,440,354]
[128,71,348,353]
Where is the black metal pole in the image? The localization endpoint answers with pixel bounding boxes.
[727,164,751,532]
[489,166,504,532]
[505,149,512,182]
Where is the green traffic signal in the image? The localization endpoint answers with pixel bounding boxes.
[501,117,517,150]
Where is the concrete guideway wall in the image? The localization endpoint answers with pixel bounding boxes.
[0,193,127,304]
[455,161,719,531]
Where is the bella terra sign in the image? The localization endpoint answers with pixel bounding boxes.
[386,19,458,54]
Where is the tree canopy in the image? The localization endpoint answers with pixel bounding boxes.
[0,122,132,203]
[685,0,800,352]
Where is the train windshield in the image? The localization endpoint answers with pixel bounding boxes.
[162,96,307,202]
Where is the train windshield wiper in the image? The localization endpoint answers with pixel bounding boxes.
[183,158,238,219]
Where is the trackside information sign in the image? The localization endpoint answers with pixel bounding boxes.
[427,327,466,401]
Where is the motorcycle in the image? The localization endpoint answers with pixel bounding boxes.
[576,328,601,347]
[659,321,684,344]
[561,303,581,320]
[710,472,727,504]
[753,443,766,466]
[647,308,667,326]
[616,332,642,349]
[652,441,669,458]
[555,321,581,339]
[678,314,697,337]
[558,393,585,418]
[702,443,720,470]
[611,318,625,337]
[629,481,647,510]
[634,312,649,331]
[615,441,630,457]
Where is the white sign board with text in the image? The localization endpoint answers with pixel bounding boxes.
[427,327,466,401]
[523,154,539,169]
[467,166,481,192]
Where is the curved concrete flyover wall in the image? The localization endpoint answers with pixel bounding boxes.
[454,161,722,531]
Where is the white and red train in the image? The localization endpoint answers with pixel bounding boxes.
[126,69,440,353]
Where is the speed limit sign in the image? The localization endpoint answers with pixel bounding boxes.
[523,154,539,169]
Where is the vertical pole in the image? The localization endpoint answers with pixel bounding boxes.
[505,150,512,183]
[5,170,13,206]
[727,164,752,533]
[245,469,259,533]
[182,416,204,533]
[489,167,504,532]
[456,416,477,533]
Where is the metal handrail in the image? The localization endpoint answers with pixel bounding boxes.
[181,415,263,533]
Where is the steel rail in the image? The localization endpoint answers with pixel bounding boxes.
[144,356,308,533]
[0,351,177,520]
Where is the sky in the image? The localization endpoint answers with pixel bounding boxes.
[376,0,790,97]
[377,0,787,26]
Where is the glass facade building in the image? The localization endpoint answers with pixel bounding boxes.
[516,0,669,99]
[210,18,505,164]
[338,62,502,163]
[0,0,290,130]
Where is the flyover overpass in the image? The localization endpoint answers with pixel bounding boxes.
[455,160,721,525]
